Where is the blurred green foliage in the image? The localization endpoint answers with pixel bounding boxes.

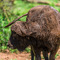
[10,59,17,60]
[9,48,18,53]
[0,0,60,55]
[25,47,31,53]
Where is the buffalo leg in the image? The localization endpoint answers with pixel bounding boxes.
[49,45,59,60]
[43,51,48,60]
[31,50,34,60]
[34,49,41,60]
[35,52,41,60]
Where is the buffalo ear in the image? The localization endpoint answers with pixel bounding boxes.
[11,21,25,36]
[11,21,33,36]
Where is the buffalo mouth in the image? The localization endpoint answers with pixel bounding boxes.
[7,42,26,51]
[7,43,14,49]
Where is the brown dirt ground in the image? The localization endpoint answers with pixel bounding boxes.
[0,49,60,60]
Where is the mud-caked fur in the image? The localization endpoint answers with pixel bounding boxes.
[8,5,60,60]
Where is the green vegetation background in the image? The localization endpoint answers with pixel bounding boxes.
[0,0,60,53]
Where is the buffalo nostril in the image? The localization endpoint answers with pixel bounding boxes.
[7,44,10,47]
[7,43,14,49]
[7,43,11,47]
[7,43,9,47]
